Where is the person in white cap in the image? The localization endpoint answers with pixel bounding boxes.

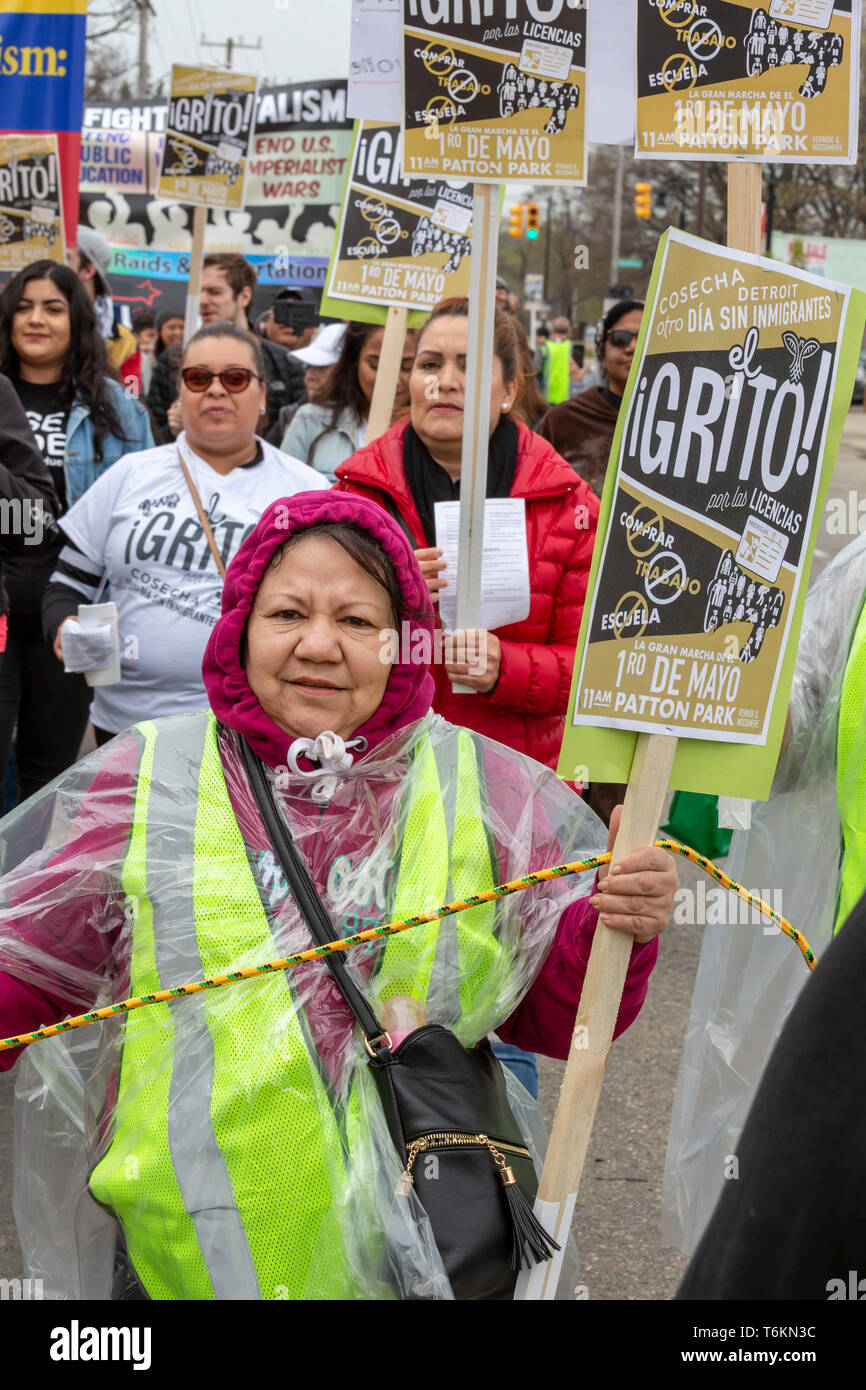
[67,225,137,381]
[265,321,345,445]
[281,321,416,482]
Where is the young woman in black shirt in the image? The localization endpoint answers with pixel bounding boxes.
[0,261,152,802]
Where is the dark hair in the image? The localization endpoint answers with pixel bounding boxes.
[596,299,644,355]
[536,325,550,339]
[416,297,520,387]
[203,253,257,302]
[271,520,410,627]
[182,320,265,378]
[156,310,184,356]
[305,321,383,466]
[511,316,549,428]
[132,309,155,334]
[0,260,128,461]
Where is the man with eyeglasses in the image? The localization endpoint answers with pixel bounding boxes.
[146,254,306,443]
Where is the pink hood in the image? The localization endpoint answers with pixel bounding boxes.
[202,490,435,768]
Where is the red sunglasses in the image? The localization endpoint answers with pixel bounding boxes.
[181,367,263,393]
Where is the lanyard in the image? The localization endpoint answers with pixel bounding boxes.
[176,434,227,581]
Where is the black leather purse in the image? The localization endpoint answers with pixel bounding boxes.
[240,737,558,1301]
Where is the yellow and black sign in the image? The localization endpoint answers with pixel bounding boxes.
[326,120,472,312]
[636,1,860,163]
[401,0,586,183]
[0,135,64,270]
[559,229,866,796]
[158,65,259,210]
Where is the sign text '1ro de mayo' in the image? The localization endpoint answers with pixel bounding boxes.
[401,0,587,183]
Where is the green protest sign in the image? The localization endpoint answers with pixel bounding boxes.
[558,227,866,799]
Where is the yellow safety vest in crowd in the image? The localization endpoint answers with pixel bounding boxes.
[835,594,866,931]
[544,339,572,404]
[88,711,508,1299]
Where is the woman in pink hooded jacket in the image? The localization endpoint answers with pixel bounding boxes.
[0,491,676,1301]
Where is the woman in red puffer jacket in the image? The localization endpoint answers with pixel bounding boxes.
[334,297,599,769]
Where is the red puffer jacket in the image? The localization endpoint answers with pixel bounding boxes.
[334,418,599,767]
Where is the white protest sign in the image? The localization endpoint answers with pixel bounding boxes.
[348,0,403,120]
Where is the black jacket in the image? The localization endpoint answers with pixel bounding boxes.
[0,374,61,619]
[145,335,307,442]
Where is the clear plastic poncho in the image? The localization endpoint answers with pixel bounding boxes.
[662,531,866,1254]
[0,709,605,1299]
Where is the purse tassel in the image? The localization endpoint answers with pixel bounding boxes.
[501,1168,560,1270]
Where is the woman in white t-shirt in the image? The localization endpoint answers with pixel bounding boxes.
[44,322,328,745]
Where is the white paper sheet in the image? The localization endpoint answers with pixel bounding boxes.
[717,797,753,832]
[434,497,530,634]
[587,0,637,146]
[348,0,403,121]
[513,1192,578,1300]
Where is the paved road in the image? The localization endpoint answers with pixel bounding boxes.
[1,410,863,1298]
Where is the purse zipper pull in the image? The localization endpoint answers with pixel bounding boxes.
[397,1136,429,1196]
[477,1134,561,1271]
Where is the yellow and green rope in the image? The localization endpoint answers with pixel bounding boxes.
[0,838,814,1054]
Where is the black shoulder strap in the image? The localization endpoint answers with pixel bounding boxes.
[239,736,390,1050]
[380,488,417,547]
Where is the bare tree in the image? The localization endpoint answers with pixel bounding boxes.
[85,0,140,100]
[499,145,728,327]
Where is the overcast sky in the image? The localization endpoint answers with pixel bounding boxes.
[143,0,352,92]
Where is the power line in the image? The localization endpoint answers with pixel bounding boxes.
[183,0,203,62]
[159,2,193,67]
[190,0,206,58]
[200,33,262,70]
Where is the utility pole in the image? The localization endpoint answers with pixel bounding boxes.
[137,0,155,95]
[608,143,625,292]
[200,34,262,69]
[764,164,776,256]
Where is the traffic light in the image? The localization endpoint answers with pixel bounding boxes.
[634,182,652,220]
[525,201,540,240]
[508,203,524,238]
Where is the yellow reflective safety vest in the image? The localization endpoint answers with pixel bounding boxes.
[543,338,572,405]
[88,711,509,1299]
[835,594,866,932]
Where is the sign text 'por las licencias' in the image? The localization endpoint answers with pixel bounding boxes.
[566,229,860,749]
[401,0,587,183]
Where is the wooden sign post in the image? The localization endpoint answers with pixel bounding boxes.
[521,156,782,1299]
[451,180,500,689]
[184,204,208,344]
[516,732,676,1299]
[727,161,761,257]
[366,305,410,443]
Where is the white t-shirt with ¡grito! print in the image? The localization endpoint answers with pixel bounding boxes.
[57,432,328,734]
